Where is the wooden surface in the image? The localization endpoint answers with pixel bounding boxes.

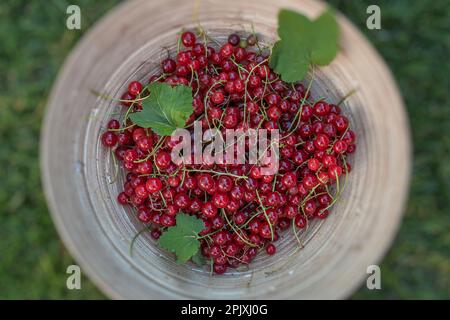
[41,0,411,299]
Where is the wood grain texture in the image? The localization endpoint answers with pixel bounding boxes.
[41,0,411,299]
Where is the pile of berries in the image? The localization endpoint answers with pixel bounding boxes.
[101,31,356,274]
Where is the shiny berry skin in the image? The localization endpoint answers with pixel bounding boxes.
[316,209,330,219]
[130,194,145,206]
[220,43,234,58]
[136,136,153,152]
[184,175,197,190]
[155,151,171,169]
[120,92,135,107]
[117,132,131,146]
[101,131,118,147]
[323,123,337,137]
[226,199,239,212]
[137,208,152,223]
[192,43,205,57]
[177,51,190,65]
[150,213,161,225]
[211,91,224,104]
[166,204,178,216]
[314,134,330,151]
[266,243,276,255]
[266,93,281,106]
[295,215,307,228]
[328,165,343,179]
[213,231,229,246]
[212,192,230,208]
[233,211,247,225]
[333,140,348,154]
[267,106,282,120]
[136,160,153,175]
[259,222,272,239]
[161,214,176,227]
[128,81,142,96]
[281,172,297,188]
[266,208,279,224]
[201,201,217,218]
[213,264,227,274]
[317,172,329,185]
[225,243,239,256]
[181,31,196,47]
[209,245,221,258]
[211,215,225,230]
[130,176,145,188]
[197,174,215,192]
[250,166,262,179]
[318,193,333,207]
[132,128,146,142]
[146,177,162,193]
[162,58,176,73]
[304,199,317,216]
[249,234,261,245]
[117,192,128,205]
[217,176,233,192]
[342,130,356,145]
[347,144,356,154]
[265,192,280,207]
[223,114,239,129]
[293,150,308,165]
[235,47,247,61]
[174,193,191,209]
[228,33,240,46]
[247,220,259,234]
[135,184,148,198]
[303,174,318,190]
[167,176,180,188]
[322,154,337,168]
[284,204,297,219]
[335,116,349,132]
[314,101,330,116]
[108,119,120,130]
[307,158,321,171]
[150,229,161,239]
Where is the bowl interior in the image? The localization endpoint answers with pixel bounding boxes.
[84,26,359,298]
[42,0,410,299]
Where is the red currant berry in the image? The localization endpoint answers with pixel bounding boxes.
[307,158,321,171]
[101,131,118,147]
[266,243,276,255]
[145,177,162,193]
[181,31,196,47]
[128,81,142,96]
[228,33,240,46]
[295,215,307,228]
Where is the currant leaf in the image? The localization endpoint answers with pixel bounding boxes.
[158,213,204,263]
[129,82,193,136]
[269,8,339,83]
[310,10,339,65]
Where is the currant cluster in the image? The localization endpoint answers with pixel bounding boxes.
[101,31,356,274]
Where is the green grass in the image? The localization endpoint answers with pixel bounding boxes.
[0,0,449,299]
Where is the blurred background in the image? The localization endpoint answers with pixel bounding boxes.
[0,0,449,299]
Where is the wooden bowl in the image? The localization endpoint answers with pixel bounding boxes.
[41,0,411,299]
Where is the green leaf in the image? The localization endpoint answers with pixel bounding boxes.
[269,39,310,83]
[310,10,340,65]
[129,82,193,136]
[158,213,204,263]
[269,8,339,83]
[277,9,311,40]
[191,250,206,266]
